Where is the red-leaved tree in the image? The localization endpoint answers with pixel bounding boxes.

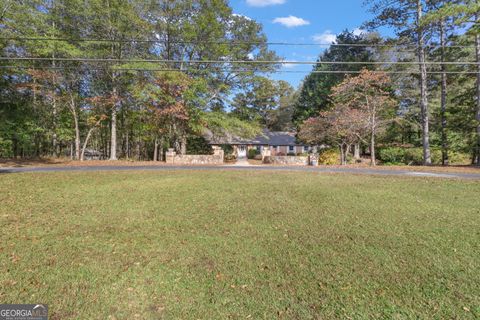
[299,104,367,165]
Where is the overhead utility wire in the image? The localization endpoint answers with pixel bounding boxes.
[1,65,477,75]
[0,37,477,49]
[1,57,478,65]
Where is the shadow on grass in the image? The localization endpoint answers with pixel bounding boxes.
[0,158,69,168]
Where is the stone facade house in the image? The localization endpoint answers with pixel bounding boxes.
[208,130,310,158]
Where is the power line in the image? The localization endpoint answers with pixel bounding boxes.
[1,65,478,75]
[1,57,478,65]
[1,36,477,49]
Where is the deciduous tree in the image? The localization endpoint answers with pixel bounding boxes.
[299,106,367,165]
[331,70,396,165]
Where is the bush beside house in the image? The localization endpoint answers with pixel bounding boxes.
[248,149,259,159]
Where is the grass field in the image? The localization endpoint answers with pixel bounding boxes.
[1,171,479,319]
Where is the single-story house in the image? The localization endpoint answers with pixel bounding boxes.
[207,129,310,158]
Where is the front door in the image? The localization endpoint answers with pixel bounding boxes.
[237,145,247,158]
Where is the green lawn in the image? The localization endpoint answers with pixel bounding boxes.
[1,171,479,319]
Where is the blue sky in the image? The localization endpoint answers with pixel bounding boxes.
[229,0,375,88]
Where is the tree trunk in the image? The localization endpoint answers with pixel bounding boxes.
[354,143,361,160]
[153,137,159,161]
[416,0,432,165]
[339,145,345,165]
[68,98,81,160]
[34,135,40,158]
[370,99,377,166]
[440,19,449,166]
[371,129,376,166]
[110,102,118,160]
[80,118,103,161]
[107,2,119,161]
[80,128,95,161]
[344,144,351,165]
[74,117,81,160]
[339,144,349,165]
[51,4,58,158]
[476,20,480,166]
[13,134,18,159]
[136,138,141,160]
[180,134,187,155]
[52,97,58,157]
[125,131,129,160]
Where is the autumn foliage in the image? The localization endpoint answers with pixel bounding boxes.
[300,70,396,165]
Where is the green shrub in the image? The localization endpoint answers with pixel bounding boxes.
[318,149,340,165]
[220,144,234,155]
[448,151,471,165]
[248,148,259,159]
[379,147,445,165]
[403,148,442,165]
[0,138,13,158]
[402,149,470,165]
[431,149,443,165]
[287,152,296,156]
[378,147,406,165]
[404,148,425,165]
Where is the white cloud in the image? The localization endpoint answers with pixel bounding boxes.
[246,0,286,7]
[247,53,255,60]
[312,30,337,44]
[353,28,365,36]
[273,16,310,28]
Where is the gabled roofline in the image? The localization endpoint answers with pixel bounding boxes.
[205,129,305,146]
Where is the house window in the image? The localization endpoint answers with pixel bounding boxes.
[256,145,261,151]
[304,146,309,152]
[289,146,294,152]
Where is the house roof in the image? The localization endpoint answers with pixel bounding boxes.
[208,129,303,146]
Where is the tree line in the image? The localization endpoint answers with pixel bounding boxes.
[298,0,480,166]
[0,0,479,166]
[0,0,276,160]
